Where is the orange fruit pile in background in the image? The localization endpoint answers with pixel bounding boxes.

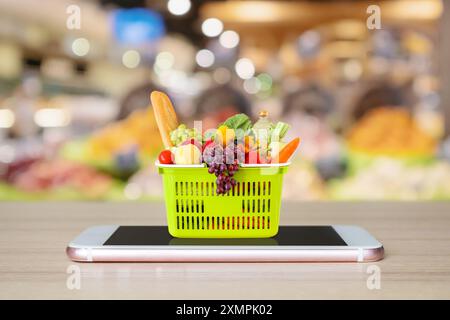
[347,107,437,156]
[88,107,162,158]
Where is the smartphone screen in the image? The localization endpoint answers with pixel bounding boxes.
[103,226,347,246]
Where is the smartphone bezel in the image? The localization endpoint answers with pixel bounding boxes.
[67,225,384,262]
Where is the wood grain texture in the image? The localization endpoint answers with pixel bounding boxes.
[0,202,449,299]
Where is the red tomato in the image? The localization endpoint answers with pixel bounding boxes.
[158,150,173,164]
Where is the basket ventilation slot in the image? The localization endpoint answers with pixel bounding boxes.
[176,215,271,230]
[176,199,205,214]
[176,181,218,196]
[173,178,275,233]
[175,181,272,197]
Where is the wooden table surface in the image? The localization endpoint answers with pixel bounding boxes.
[0,202,449,299]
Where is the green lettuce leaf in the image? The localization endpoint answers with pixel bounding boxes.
[222,113,252,131]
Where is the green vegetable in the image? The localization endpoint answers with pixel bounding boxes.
[222,114,252,131]
[270,122,290,143]
[220,113,289,145]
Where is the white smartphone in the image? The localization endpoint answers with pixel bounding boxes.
[66,225,384,263]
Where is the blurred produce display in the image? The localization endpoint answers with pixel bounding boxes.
[347,108,437,157]
[282,160,327,200]
[346,107,438,174]
[0,157,123,200]
[89,107,160,158]
[329,159,450,200]
[61,107,161,177]
[0,0,449,201]
[331,107,450,200]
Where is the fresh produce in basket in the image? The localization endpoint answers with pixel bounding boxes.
[170,124,202,146]
[174,144,202,165]
[275,137,301,163]
[158,150,173,164]
[151,91,302,238]
[151,91,301,195]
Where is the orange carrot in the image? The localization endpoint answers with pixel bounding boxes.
[277,137,300,163]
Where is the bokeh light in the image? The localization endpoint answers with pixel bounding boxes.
[122,50,141,68]
[235,58,255,79]
[155,51,175,70]
[196,49,215,68]
[167,0,191,16]
[219,30,240,49]
[257,73,273,91]
[201,18,223,37]
[0,109,15,128]
[34,109,71,127]
[243,77,261,94]
[71,38,90,57]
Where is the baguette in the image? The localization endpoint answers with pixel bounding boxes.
[150,91,179,149]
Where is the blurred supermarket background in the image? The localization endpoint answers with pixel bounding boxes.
[1,0,450,201]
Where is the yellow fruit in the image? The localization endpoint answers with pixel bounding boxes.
[216,125,235,147]
[174,144,201,165]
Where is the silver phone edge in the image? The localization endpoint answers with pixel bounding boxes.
[66,245,384,263]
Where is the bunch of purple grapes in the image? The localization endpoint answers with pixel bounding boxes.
[208,161,238,195]
[204,143,243,195]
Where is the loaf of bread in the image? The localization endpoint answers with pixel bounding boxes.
[150,91,179,149]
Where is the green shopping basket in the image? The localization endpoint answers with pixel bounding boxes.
[157,162,289,238]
